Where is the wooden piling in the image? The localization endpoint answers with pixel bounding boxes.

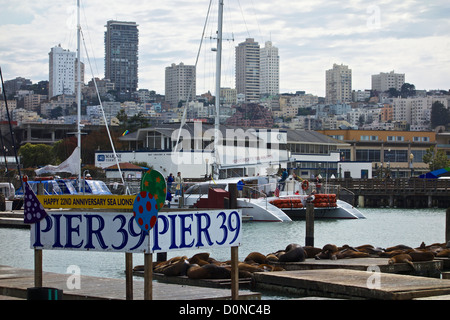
[446,208,450,244]
[125,253,133,300]
[144,253,153,300]
[305,202,314,247]
[231,246,239,300]
[229,183,238,209]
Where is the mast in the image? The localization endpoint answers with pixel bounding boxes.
[76,0,82,188]
[213,0,224,179]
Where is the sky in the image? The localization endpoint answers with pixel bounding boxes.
[0,0,449,97]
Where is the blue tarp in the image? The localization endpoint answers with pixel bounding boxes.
[419,167,450,179]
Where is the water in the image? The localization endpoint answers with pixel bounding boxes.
[0,208,446,281]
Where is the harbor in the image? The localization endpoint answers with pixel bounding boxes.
[1,207,450,300]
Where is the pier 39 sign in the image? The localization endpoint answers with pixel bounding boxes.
[31,210,242,253]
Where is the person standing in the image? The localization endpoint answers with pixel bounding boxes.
[237,179,245,197]
[175,172,183,196]
[167,173,174,193]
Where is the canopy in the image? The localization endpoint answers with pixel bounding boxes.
[419,167,450,179]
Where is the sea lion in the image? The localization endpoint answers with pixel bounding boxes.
[385,244,412,252]
[187,263,231,279]
[238,263,265,273]
[244,252,268,264]
[378,249,408,258]
[334,248,370,259]
[437,249,450,257]
[154,256,187,274]
[160,258,190,276]
[355,244,384,255]
[189,252,210,266]
[315,244,339,260]
[187,264,207,279]
[408,250,434,262]
[388,254,415,270]
[266,254,279,262]
[279,246,306,262]
[303,246,322,258]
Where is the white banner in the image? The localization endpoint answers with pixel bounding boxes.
[30,210,242,253]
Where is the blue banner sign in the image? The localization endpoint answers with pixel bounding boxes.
[30,210,242,253]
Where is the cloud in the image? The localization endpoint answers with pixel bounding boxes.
[0,0,449,98]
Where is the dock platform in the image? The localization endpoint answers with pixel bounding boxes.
[252,269,450,300]
[271,257,443,277]
[0,265,260,300]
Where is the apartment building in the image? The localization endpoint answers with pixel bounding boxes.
[372,71,405,92]
[260,41,279,96]
[164,62,196,108]
[235,38,260,102]
[326,64,352,104]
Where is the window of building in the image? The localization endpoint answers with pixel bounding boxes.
[356,149,380,162]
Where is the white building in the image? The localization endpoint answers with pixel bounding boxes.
[165,62,196,108]
[326,64,352,104]
[372,71,405,92]
[260,41,279,96]
[49,45,83,98]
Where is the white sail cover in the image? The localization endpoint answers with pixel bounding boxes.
[35,148,80,175]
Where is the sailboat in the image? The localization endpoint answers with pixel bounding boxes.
[172,0,365,221]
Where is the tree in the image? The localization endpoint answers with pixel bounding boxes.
[430,101,450,129]
[19,143,55,168]
[423,146,450,171]
[387,88,400,98]
[400,83,416,98]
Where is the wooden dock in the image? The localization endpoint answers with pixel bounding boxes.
[252,269,450,300]
[271,257,443,277]
[0,265,260,300]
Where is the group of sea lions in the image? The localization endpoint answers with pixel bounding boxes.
[310,241,450,270]
[133,251,286,280]
[133,241,450,279]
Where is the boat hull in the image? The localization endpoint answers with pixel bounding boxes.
[279,200,365,220]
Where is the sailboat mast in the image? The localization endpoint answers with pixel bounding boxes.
[76,0,82,187]
[213,0,224,179]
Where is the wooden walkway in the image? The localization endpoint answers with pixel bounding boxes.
[0,265,260,300]
[252,269,450,300]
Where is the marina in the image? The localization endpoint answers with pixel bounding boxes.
[1,207,449,300]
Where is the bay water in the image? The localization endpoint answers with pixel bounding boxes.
[0,208,445,281]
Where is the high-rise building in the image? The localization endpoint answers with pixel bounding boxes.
[165,62,196,108]
[104,20,139,96]
[235,38,260,102]
[326,63,352,104]
[260,41,279,96]
[372,71,405,93]
[49,45,76,98]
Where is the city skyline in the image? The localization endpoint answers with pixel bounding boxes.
[0,0,449,97]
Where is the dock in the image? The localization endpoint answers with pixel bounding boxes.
[252,269,450,300]
[271,257,443,277]
[0,265,260,300]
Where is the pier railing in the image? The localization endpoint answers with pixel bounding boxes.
[331,178,450,196]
